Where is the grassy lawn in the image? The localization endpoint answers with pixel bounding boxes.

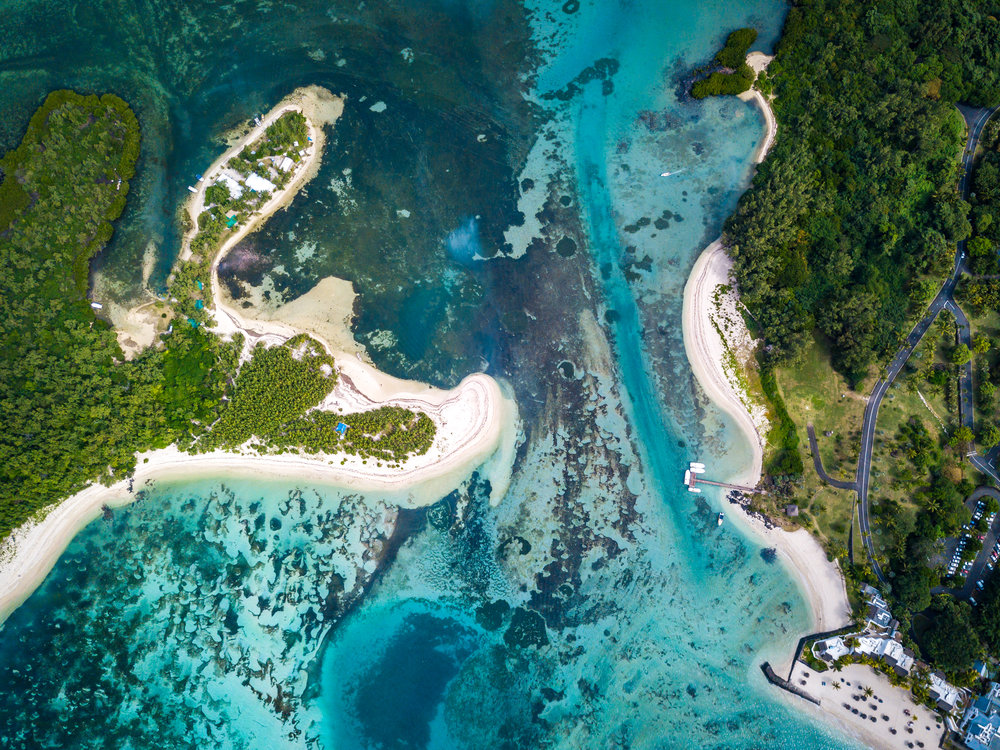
[776,335,867,481]
[770,335,866,555]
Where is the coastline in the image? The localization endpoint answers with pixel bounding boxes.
[682,240,765,487]
[776,662,944,750]
[0,87,519,626]
[682,239,852,651]
[738,52,777,164]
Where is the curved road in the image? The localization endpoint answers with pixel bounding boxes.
[852,105,997,584]
[806,425,857,491]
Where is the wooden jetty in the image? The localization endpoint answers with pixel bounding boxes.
[683,462,766,495]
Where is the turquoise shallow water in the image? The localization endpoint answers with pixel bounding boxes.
[0,1,862,748]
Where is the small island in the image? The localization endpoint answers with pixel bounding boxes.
[0,86,517,625]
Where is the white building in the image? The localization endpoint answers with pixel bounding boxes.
[929,670,964,713]
[245,173,276,193]
[854,635,914,675]
[812,633,914,676]
[216,172,243,199]
[275,155,294,172]
[813,636,851,661]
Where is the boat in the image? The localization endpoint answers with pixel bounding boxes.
[690,462,705,474]
[187,185,197,193]
[683,469,692,487]
[717,512,725,526]
[688,486,701,493]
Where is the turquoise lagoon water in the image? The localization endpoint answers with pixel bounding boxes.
[0,1,863,748]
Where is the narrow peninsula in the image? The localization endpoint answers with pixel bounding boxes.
[0,86,517,625]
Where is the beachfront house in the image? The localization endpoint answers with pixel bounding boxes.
[812,636,852,662]
[812,631,915,677]
[216,172,244,199]
[246,173,276,194]
[860,585,899,635]
[930,670,965,713]
[963,682,1000,749]
[855,635,915,677]
[275,155,294,172]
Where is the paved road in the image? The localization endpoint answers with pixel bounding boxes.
[947,299,976,434]
[849,105,997,584]
[806,425,857,491]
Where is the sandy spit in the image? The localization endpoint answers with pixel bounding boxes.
[737,52,777,164]
[682,240,851,660]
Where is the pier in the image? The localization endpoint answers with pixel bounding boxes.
[683,462,765,495]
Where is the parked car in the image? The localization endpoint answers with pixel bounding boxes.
[971,597,979,606]
[978,580,985,590]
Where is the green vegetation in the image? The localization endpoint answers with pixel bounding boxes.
[273,407,436,463]
[178,111,311,322]
[714,28,759,69]
[691,28,758,99]
[725,1,1000,384]
[256,112,308,159]
[976,570,1000,655]
[197,336,336,451]
[0,92,435,541]
[759,364,803,476]
[0,90,232,538]
[923,596,982,674]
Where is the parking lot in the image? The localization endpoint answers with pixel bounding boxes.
[937,491,1000,604]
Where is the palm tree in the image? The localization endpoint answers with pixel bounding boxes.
[863,686,874,698]
[832,682,842,691]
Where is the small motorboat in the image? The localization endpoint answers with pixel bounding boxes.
[717,512,725,526]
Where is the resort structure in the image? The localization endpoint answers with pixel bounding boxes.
[963,682,1000,750]
[811,585,966,715]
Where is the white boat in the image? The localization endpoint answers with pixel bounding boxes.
[717,512,725,526]
[89,302,103,310]
[683,469,692,486]
[187,185,197,193]
[690,462,705,474]
[688,486,701,493]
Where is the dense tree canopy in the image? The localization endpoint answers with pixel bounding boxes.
[726,0,1000,382]
[0,91,247,537]
[692,27,759,99]
[924,595,982,673]
[0,92,436,540]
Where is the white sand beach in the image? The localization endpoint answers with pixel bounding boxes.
[783,663,945,750]
[682,240,766,487]
[738,52,777,164]
[682,239,851,653]
[0,87,519,625]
